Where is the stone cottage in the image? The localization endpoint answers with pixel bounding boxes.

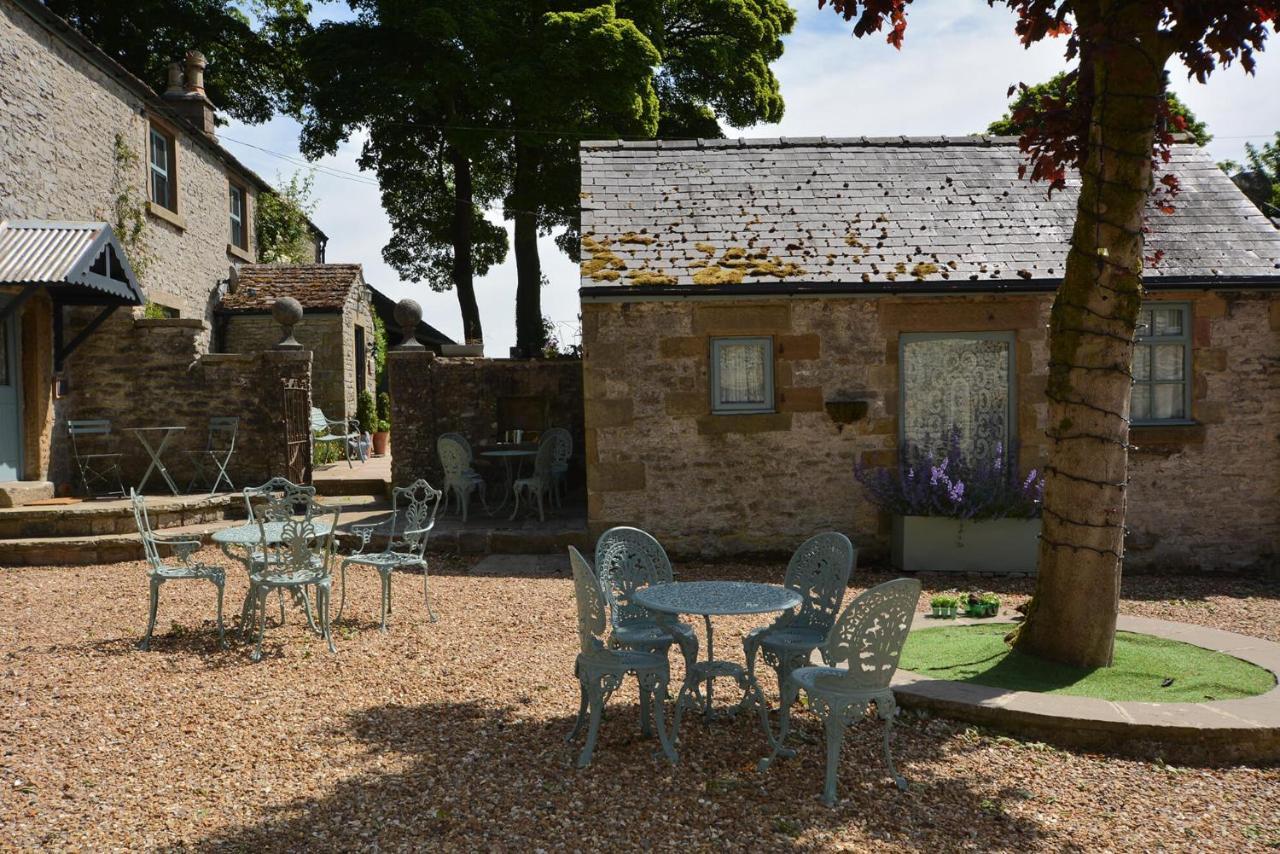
[0,0,318,496]
[217,264,377,421]
[578,136,1280,571]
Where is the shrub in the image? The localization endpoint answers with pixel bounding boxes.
[855,427,1043,520]
[356,390,376,434]
[376,392,391,432]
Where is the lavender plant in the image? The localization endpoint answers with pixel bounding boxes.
[855,427,1043,520]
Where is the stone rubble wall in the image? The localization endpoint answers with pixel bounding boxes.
[581,292,1279,571]
[389,352,584,492]
[223,312,349,421]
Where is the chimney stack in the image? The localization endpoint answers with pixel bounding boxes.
[161,50,216,138]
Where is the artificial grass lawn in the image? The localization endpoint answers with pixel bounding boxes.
[899,624,1276,702]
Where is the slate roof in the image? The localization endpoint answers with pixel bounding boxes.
[219,264,363,312]
[579,136,1280,292]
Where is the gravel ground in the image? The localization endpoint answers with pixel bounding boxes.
[1,552,1278,851]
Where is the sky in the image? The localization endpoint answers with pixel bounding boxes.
[221,0,1280,355]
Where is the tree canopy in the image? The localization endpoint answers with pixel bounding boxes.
[256,171,317,263]
[46,0,310,125]
[1220,132,1280,218]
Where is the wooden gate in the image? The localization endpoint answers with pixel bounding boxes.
[281,377,312,484]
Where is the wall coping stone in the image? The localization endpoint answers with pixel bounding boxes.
[197,352,255,365]
[134,318,208,330]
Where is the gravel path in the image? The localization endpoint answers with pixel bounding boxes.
[1,553,1277,851]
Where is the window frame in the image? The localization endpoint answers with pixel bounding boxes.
[898,330,1018,452]
[148,123,177,212]
[1131,301,1194,426]
[228,180,248,250]
[709,336,775,415]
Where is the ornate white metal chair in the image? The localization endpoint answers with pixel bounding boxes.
[437,433,487,522]
[542,427,573,506]
[595,527,698,676]
[511,436,556,521]
[566,546,678,768]
[239,477,319,632]
[68,419,126,498]
[246,507,340,662]
[759,578,921,806]
[183,416,239,494]
[130,489,225,650]
[339,479,443,630]
[743,532,856,704]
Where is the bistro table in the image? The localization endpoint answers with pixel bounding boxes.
[128,426,185,495]
[478,447,536,515]
[633,581,803,734]
[212,519,333,632]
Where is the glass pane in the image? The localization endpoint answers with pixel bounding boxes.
[150,130,167,177]
[1153,307,1183,337]
[151,172,169,208]
[0,320,9,386]
[1153,344,1184,380]
[1135,309,1152,338]
[902,337,1010,462]
[1153,384,1185,419]
[1130,384,1151,421]
[1132,345,1150,382]
[717,342,766,405]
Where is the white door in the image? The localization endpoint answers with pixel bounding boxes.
[0,296,21,481]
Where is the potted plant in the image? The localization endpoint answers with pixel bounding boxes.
[979,592,1000,617]
[930,595,958,618]
[856,427,1044,574]
[372,391,391,457]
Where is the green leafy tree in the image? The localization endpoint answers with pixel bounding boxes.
[1220,132,1280,218]
[256,172,317,263]
[988,71,1212,146]
[45,0,310,125]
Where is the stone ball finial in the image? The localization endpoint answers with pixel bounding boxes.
[272,297,304,350]
[393,298,425,350]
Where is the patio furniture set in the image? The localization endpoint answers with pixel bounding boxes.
[569,527,922,806]
[132,473,442,661]
[437,427,573,522]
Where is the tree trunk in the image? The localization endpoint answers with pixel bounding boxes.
[512,141,544,354]
[448,147,483,345]
[1013,17,1170,668]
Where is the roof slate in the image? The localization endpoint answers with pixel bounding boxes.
[220,264,363,311]
[579,137,1280,289]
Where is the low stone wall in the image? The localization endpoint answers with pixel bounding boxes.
[54,316,311,492]
[389,351,583,489]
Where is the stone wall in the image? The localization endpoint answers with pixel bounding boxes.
[223,312,349,420]
[52,317,310,492]
[0,0,258,334]
[389,351,584,490]
[340,283,376,419]
[581,291,1279,571]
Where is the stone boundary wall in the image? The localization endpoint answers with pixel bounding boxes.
[389,352,584,490]
[581,291,1279,571]
[53,317,311,492]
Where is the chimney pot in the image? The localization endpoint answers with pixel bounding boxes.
[164,62,183,96]
[183,50,207,96]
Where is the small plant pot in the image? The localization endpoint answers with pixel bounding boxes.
[945,605,957,618]
[966,604,986,619]
[372,431,390,456]
[985,602,999,617]
[931,605,946,618]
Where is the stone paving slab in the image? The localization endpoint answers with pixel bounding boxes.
[469,554,571,577]
[886,615,1280,762]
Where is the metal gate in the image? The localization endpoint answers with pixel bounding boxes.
[281,377,312,484]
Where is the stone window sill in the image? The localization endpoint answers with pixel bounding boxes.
[1130,421,1205,450]
[227,243,253,262]
[147,201,185,231]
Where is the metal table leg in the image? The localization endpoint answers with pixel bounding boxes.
[135,428,182,495]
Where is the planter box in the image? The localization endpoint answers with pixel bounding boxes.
[892,516,1041,574]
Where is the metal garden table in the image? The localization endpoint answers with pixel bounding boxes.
[213,519,333,630]
[479,448,535,515]
[128,426,185,495]
[633,581,802,731]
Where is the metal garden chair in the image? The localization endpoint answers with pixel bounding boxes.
[566,546,678,769]
[339,478,443,630]
[759,577,921,806]
[68,419,126,498]
[595,526,698,676]
[246,507,340,662]
[184,416,238,495]
[511,436,555,521]
[239,477,319,631]
[542,427,573,507]
[130,489,225,650]
[437,433,487,522]
[311,407,363,467]
[743,532,856,706]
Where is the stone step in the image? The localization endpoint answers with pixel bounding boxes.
[0,518,247,567]
[0,494,245,540]
[312,477,390,498]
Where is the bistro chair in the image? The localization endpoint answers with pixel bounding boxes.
[437,433,487,522]
[759,577,921,806]
[743,532,856,705]
[542,427,573,507]
[130,489,225,650]
[566,546,678,768]
[184,416,239,495]
[246,507,341,662]
[510,435,556,521]
[339,478,443,630]
[595,527,698,676]
[240,477,319,631]
[311,406,364,467]
[67,419,126,498]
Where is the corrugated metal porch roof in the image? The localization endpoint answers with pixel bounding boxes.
[0,220,144,304]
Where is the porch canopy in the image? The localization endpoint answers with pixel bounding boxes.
[0,220,145,368]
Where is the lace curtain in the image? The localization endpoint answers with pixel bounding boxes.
[717,341,767,405]
[902,337,1011,462]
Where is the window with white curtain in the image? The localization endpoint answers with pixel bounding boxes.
[711,337,773,413]
[1131,303,1191,424]
[901,333,1014,462]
